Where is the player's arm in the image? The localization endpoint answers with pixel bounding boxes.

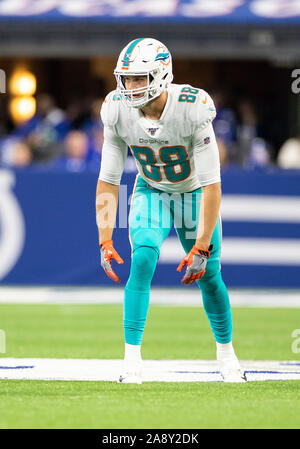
[196,181,221,250]
[193,123,221,250]
[96,179,120,245]
[96,125,127,283]
[177,123,221,284]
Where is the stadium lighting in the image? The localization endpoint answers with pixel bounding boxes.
[9,69,36,96]
[9,68,37,123]
[9,96,36,123]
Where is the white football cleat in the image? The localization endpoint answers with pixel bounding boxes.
[218,356,247,383]
[118,363,142,384]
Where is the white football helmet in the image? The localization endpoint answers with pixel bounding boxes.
[114,37,173,109]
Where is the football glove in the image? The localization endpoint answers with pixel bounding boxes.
[100,239,124,284]
[177,244,213,285]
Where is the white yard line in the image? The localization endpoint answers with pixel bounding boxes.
[0,358,300,382]
[0,286,299,307]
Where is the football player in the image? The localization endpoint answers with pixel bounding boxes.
[96,38,247,384]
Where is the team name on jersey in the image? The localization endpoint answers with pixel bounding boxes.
[139,138,169,144]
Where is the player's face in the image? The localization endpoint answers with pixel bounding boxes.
[123,75,148,98]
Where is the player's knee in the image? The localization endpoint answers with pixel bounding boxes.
[131,229,161,256]
[198,269,223,295]
[131,246,158,280]
[201,258,220,280]
[198,270,230,312]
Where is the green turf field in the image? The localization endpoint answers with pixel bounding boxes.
[0,304,300,429]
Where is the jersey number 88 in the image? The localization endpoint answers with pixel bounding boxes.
[131,145,191,183]
[178,86,199,103]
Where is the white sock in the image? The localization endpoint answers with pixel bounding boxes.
[124,343,142,365]
[216,342,236,360]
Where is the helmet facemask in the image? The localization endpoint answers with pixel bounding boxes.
[114,67,172,109]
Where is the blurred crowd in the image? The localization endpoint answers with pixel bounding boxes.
[0,91,299,173]
[0,93,104,172]
[211,89,300,171]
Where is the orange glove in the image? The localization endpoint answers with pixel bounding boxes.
[100,239,124,284]
[177,244,212,285]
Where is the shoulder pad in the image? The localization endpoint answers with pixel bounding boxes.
[184,88,216,131]
[100,90,121,128]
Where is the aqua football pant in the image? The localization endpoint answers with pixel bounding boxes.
[123,175,232,345]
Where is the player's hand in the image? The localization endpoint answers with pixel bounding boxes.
[177,244,212,285]
[100,239,124,284]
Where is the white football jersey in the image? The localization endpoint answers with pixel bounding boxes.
[99,83,218,193]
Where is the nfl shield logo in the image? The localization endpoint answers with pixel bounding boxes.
[147,128,159,136]
[204,137,210,145]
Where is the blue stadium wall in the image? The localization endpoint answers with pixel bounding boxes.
[0,166,300,288]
